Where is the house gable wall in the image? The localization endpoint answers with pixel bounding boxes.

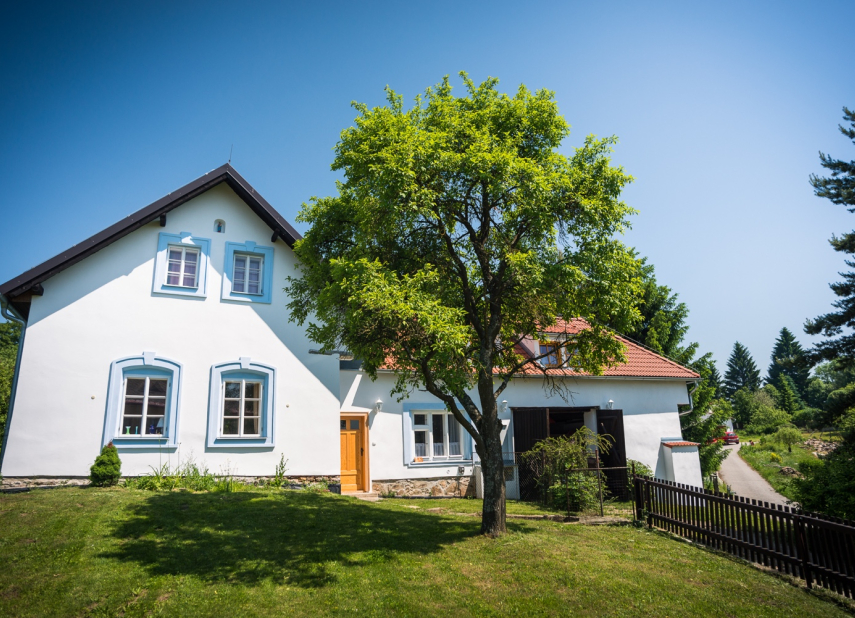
[2,184,340,477]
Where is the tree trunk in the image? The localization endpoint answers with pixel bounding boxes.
[480,440,507,536]
[477,381,507,536]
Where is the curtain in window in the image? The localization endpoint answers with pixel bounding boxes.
[448,416,461,456]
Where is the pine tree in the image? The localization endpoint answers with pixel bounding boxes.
[775,373,799,415]
[724,342,761,399]
[767,327,811,396]
[707,362,723,399]
[805,107,855,367]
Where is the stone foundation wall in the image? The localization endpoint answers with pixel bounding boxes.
[1,475,341,491]
[372,475,476,497]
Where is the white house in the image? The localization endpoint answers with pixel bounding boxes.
[0,165,703,495]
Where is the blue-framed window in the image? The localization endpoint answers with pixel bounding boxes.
[152,232,211,299]
[221,241,274,304]
[207,358,276,448]
[102,353,183,450]
[401,403,473,466]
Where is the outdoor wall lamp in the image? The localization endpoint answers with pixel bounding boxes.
[373,399,383,413]
[608,399,614,409]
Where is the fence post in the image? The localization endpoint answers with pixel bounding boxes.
[595,447,604,517]
[645,479,653,529]
[793,514,813,589]
[633,463,643,521]
[713,474,719,494]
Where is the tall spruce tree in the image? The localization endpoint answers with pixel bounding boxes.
[767,327,810,396]
[724,342,761,399]
[617,255,697,366]
[805,107,855,366]
[775,374,799,415]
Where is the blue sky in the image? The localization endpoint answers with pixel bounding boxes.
[1,0,854,374]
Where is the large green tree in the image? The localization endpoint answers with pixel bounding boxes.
[286,74,641,535]
[767,327,810,396]
[679,353,728,476]
[723,342,761,399]
[805,107,855,366]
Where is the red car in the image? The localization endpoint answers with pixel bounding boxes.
[723,431,740,445]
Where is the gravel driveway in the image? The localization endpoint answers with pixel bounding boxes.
[718,443,789,506]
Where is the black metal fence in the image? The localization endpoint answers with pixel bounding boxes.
[510,452,634,518]
[634,475,855,599]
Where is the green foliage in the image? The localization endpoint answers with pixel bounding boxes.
[89,442,121,487]
[767,327,810,396]
[745,405,790,435]
[626,458,653,494]
[774,374,799,415]
[522,428,612,513]
[805,107,855,367]
[123,459,251,492]
[724,342,761,399]
[792,407,821,429]
[768,452,783,464]
[680,354,728,476]
[616,255,697,365]
[269,454,289,488]
[0,320,21,448]
[285,74,641,533]
[732,388,775,428]
[793,443,855,519]
[773,426,803,452]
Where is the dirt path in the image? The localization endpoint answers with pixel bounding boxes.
[718,443,789,506]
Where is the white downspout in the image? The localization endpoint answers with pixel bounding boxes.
[678,380,700,417]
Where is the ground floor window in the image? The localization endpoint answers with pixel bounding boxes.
[412,411,463,461]
[121,376,168,436]
[221,379,263,437]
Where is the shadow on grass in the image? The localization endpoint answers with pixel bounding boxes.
[102,491,517,588]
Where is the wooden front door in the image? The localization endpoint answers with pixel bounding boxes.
[340,416,365,492]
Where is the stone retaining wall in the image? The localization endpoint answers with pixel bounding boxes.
[1,475,341,490]
[372,475,476,497]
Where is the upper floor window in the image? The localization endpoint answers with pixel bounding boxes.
[539,342,562,367]
[166,246,199,288]
[222,241,274,304]
[232,254,263,295]
[153,232,211,299]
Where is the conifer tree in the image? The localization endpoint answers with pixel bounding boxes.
[767,327,810,396]
[775,373,799,415]
[805,107,855,366]
[724,342,761,399]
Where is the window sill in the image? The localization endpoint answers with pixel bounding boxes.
[111,436,176,450]
[407,459,472,468]
[208,436,273,448]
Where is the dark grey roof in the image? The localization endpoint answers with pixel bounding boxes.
[0,164,301,299]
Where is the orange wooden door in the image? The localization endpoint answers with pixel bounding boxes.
[340,417,364,491]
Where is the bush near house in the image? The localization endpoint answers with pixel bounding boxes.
[88,442,121,487]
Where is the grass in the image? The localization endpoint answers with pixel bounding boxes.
[737,432,823,502]
[0,487,851,617]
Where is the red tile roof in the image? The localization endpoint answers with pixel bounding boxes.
[662,441,700,448]
[515,318,700,380]
[379,318,700,380]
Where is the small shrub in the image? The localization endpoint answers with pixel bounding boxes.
[626,458,653,493]
[89,442,122,486]
[769,452,783,464]
[269,454,289,488]
[773,426,803,452]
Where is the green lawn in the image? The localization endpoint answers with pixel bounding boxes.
[737,435,819,502]
[0,487,850,617]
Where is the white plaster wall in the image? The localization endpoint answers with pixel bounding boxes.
[670,447,704,488]
[3,184,340,477]
[340,370,696,483]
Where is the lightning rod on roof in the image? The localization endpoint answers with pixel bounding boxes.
[229,144,233,164]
